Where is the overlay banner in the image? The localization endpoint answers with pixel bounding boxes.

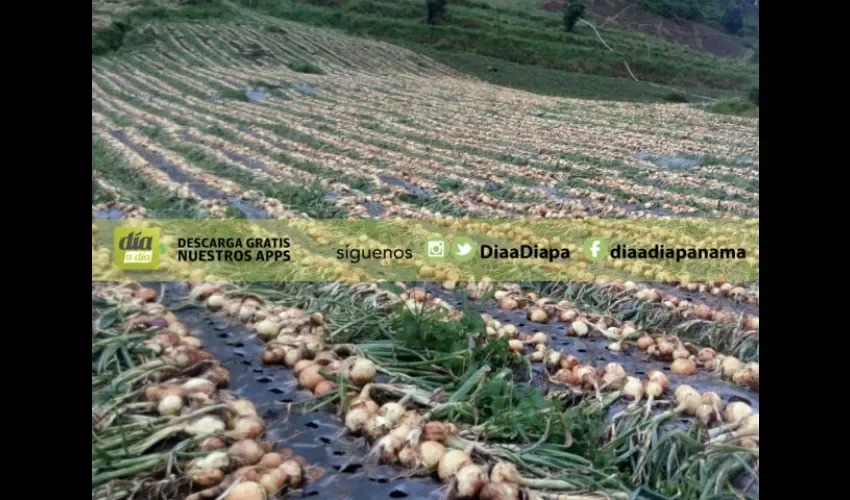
[92,219,759,283]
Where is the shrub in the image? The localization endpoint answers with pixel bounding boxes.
[563,2,585,32]
[663,92,689,103]
[288,60,325,74]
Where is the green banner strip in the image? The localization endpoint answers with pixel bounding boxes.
[92,219,759,282]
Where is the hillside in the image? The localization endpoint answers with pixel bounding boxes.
[93,0,758,101]
[549,0,759,59]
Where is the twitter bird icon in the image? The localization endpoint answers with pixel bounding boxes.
[452,236,477,261]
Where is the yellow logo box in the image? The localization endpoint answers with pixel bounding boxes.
[113,227,161,270]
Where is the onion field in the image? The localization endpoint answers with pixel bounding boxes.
[92,16,759,500]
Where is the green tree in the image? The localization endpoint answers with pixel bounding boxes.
[426,0,448,25]
[563,1,586,32]
[722,6,744,34]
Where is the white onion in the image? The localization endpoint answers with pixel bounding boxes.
[437,449,472,482]
[623,376,643,400]
[224,481,266,500]
[455,464,488,498]
[345,407,371,434]
[420,441,446,470]
[380,403,407,426]
[724,402,753,424]
[157,394,183,416]
[228,440,265,466]
[572,321,589,337]
[184,415,226,437]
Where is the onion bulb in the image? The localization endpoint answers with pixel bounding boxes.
[379,402,407,426]
[200,438,226,451]
[399,410,422,429]
[224,481,266,500]
[737,413,759,437]
[674,384,698,400]
[480,483,521,500]
[298,365,325,391]
[623,376,643,400]
[279,459,303,488]
[720,357,743,378]
[508,339,524,353]
[398,445,421,468]
[657,340,675,358]
[258,453,282,469]
[701,392,721,409]
[528,308,549,323]
[500,297,518,310]
[190,468,224,487]
[344,357,377,386]
[229,415,265,440]
[672,347,690,360]
[423,421,456,442]
[695,404,716,426]
[697,348,717,364]
[364,415,391,440]
[671,358,697,375]
[157,394,184,416]
[559,309,577,322]
[732,368,756,387]
[230,400,258,418]
[313,380,337,396]
[674,389,702,415]
[490,462,521,484]
[345,407,371,434]
[259,469,286,494]
[350,397,379,415]
[724,402,753,424]
[238,304,256,322]
[529,351,544,362]
[191,451,231,472]
[644,380,664,398]
[420,441,446,470]
[228,440,266,466]
[561,354,580,370]
[294,359,314,376]
[437,450,472,482]
[572,321,589,337]
[644,370,669,392]
[530,332,547,345]
[545,351,562,372]
[254,319,281,339]
[182,378,216,396]
[374,434,405,464]
[184,415,226,437]
[454,464,488,498]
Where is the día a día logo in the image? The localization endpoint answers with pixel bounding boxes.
[113,227,161,270]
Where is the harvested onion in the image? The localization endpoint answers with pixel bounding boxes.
[224,481,266,500]
[455,464,488,498]
[671,358,697,375]
[571,321,589,337]
[724,402,753,424]
[420,441,446,470]
[437,449,473,482]
[228,440,265,466]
